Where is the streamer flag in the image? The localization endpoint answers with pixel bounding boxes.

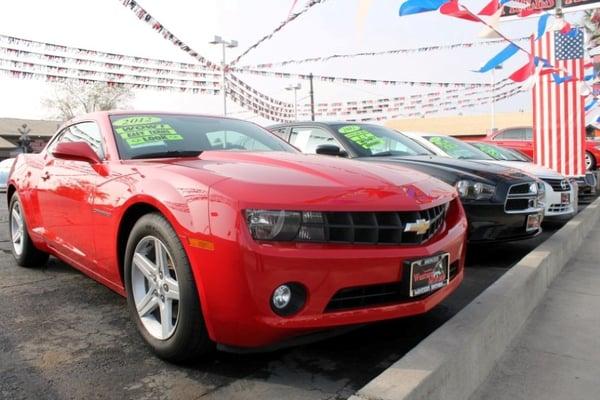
[399,0,447,16]
[440,0,481,22]
[476,43,519,73]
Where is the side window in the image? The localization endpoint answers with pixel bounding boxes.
[495,129,526,141]
[289,127,343,154]
[51,122,105,160]
[205,130,271,151]
[270,127,289,141]
[524,128,533,140]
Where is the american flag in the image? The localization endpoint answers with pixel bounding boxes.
[532,28,586,176]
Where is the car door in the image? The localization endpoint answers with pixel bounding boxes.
[491,128,534,158]
[36,121,106,267]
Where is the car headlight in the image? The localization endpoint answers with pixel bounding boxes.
[537,181,546,204]
[455,180,495,200]
[245,210,301,240]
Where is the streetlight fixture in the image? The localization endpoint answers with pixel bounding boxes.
[209,35,238,116]
[285,83,302,121]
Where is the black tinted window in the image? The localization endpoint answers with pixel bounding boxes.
[110,115,294,160]
[495,128,527,140]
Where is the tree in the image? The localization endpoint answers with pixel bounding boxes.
[582,9,600,47]
[42,81,134,121]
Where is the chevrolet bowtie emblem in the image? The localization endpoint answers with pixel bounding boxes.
[404,218,431,235]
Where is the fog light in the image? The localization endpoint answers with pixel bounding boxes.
[270,282,307,317]
[272,285,292,309]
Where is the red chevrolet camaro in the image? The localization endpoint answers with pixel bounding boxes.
[7,111,467,361]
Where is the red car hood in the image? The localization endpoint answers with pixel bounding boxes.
[164,151,455,210]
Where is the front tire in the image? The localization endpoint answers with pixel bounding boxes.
[124,213,213,362]
[9,195,49,268]
[585,151,596,171]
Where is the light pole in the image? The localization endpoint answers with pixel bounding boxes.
[209,35,238,116]
[491,64,503,132]
[285,83,302,121]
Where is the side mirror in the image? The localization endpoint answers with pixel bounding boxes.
[52,141,101,164]
[316,144,347,157]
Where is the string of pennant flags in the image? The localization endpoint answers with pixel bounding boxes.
[229,0,328,66]
[0,34,210,73]
[231,67,500,89]
[341,86,524,122]
[238,36,530,70]
[0,45,221,79]
[119,0,218,69]
[297,80,520,115]
[0,57,221,89]
[301,85,523,118]
[0,0,557,122]
[0,66,221,94]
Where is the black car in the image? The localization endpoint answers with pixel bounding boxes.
[269,122,545,243]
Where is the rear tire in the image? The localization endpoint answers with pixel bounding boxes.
[585,151,596,171]
[9,194,49,268]
[124,212,213,362]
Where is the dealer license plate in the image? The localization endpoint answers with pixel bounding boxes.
[409,253,450,298]
[561,192,570,205]
[526,213,542,232]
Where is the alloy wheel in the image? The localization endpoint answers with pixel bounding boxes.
[10,201,24,256]
[585,153,593,171]
[131,236,180,340]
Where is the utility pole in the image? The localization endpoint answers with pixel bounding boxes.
[309,73,315,121]
[209,35,238,116]
[285,83,302,121]
[491,65,503,133]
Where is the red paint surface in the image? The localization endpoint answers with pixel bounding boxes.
[9,111,468,348]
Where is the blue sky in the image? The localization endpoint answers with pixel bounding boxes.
[0,0,586,123]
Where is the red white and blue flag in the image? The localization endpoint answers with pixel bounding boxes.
[532,28,586,176]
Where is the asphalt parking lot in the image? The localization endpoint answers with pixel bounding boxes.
[0,196,563,400]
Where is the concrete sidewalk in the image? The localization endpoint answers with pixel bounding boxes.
[471,225,600,400]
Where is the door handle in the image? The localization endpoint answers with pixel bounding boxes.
[41,171,50,181]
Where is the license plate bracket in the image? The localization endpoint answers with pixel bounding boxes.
[408,253,450,298]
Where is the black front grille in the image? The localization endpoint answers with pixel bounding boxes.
[505,182,539,213]
[315,204,447,245]
[325,261,460,312]
[505,198,533,211]
[509,183,533,195]
[542,178,570,192]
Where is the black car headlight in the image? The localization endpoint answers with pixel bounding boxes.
[245,210,327,242]
[455,180,495,200]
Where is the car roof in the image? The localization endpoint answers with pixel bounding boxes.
[268,121,384,129]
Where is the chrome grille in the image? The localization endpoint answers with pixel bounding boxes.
[301,204,448,245]
[505,182,540,213]
[542,178,570,192]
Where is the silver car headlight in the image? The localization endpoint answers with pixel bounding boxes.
[455,180,495,200]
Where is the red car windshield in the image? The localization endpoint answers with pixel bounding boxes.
[110,114,295,160]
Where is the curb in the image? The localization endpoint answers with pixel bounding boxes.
[350,196,600,400]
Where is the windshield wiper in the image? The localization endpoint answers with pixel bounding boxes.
[131,150,203,160]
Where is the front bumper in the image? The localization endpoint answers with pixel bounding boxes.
[186,204,468,348]
[463,203,543,242]
[542,183,577,221]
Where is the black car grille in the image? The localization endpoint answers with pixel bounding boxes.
[313,204,448,245]
[542,178,570,192]
[504,182,540,213]
[325,261,459,312]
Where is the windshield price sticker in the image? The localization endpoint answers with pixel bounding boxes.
[339,126,384,149]
[113,116,183,147]
[430,136,457,152]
